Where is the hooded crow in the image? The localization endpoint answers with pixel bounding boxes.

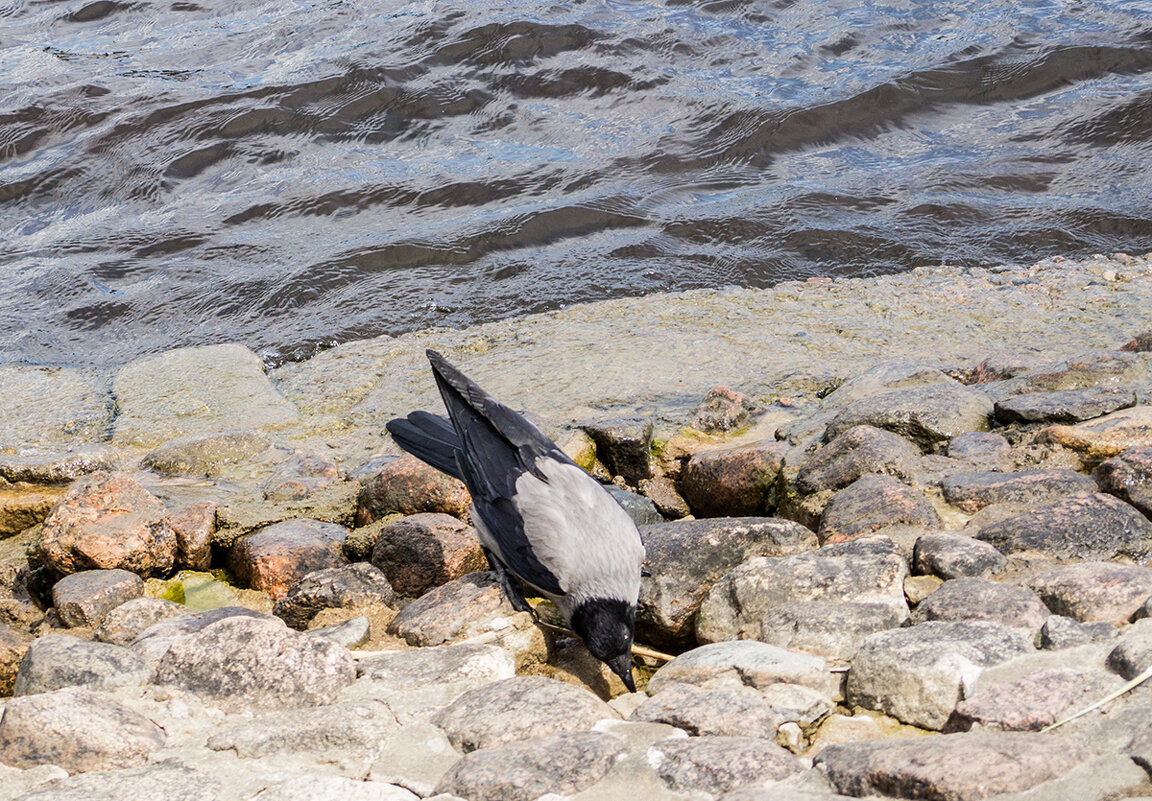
[385,350,646,691]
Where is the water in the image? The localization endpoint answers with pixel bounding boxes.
[3,0,1152,368]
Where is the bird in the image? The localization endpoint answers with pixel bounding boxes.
[385,349,646,692]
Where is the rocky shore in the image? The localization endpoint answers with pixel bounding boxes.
[3,254,1152,800]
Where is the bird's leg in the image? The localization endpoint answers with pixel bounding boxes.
[484,548,533,614]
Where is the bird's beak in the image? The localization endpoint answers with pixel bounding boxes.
[607,653,636,693]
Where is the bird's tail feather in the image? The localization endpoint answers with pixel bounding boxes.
[385,410,465,481]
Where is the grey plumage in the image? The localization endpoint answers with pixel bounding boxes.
[386,350,645,691]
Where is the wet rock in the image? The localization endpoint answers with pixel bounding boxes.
[112,343,299,447]
[816,730,1090,799]
[152,614,356,707]
[130,605,270,668]
[946,431,1011,461]
[795,425,920,494]
[207,698,397,760]
[647,641,837,699]
[167,500,216,570]
[1039,615,1118,649]
[0,447,117,485]
[388,572,508,646]
[952,667,1126,731]
[605,485,664,526]
[637,517,818,648]
[369,721,462,797]
[0,687,165,773]
[824,384,994,452]
[38,471,176,577]
[1039,405,1152,461]
[1094,446,1152,517]
[817,475,941,544]
[637,476,691,519]
[995,385,1137,424]
[94,597,184,646]
[274,562,395,629]
[436,731,625,801]
[264,451,341,500]
[630,681,829,739]
[692,385,761,433]
[648,735,800,795]
[0,366,112,452]
[910,577,1050,631]
[820,361,957,407]
[941,469,1097,513]
[697,537,909,657]
[912,532,1007,579]
[583,417,653,484]
[0,622,32,695]
[0,486,64,537]
[433,675,616,752]
[13,634,150,695]
[846,621,1035,729]
[995,349,1151,396]
[370,513,486,597]
[51,568,144,628]
[356,455,471,524]
[975,492,1152,561]
[140,430,274,478]
[1105,620,1152,680]
[229,518,350,599]
[679,441,786,517]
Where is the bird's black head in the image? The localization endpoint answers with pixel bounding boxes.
[570,597,637,693]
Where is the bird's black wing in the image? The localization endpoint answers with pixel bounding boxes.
[385,410,464,481]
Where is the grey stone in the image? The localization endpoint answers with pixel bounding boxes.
[369,722,462,797]
[130,605,268,668]
[387,572,510,647]
[647,735,801,795]
[1094,446,1152,518]
[263,450,341,500]
[51,568,144,628]
[152,614,356,708]
[583,418,653,484]
[357,642,516,690]
[994,385,1137,424]
[795,425,920,494]
[648,641,837,699]
[818,475,941,544]
[819,361,957,407]
[433,675,616,753]
[637,517,817,648]
[913,532,1007,579]
[679,441,786,517]
[941,469,1097,513]
[947,431,1011,461]
[629,681,787,739]
[1039,615,1119,650]
[251,777,419,801]
[436,731,626,801]
[910,577,1050,631]
[1106,619,1152,680]
[309,615,371,648]
[824,383,994,452]
[140,431,274,478]
[369,513,485,598]
[846,621,1036,730]
[1027,561,1152,624]
[952,667,1125,731]
[274,562,395,629]
[752,600,907,660]
[605,485,664,527]
[0,687,165,774]
[12,634,150,696]
[976,492,1152,561]
[206,698,398,758]
[993,349,1151,396]
[8,763,233,801]
[637,476,691,519]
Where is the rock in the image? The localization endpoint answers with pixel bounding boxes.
[583,418,653,484]
[370,721,462,797]
[818,475,941,544]
[0,687,165,773]
[273,562,396,629]
[691,385,761,433]
[252,777,419,801]
[433,675,616,752]
[51,569,144,628]
[637,517,818,648]
[678,441,786,517]
[0,447,117,485]
[229,518,350,599]
[369,513,486,598]
[152,615,356,707]
[130,605,271,668]
[912,532,1007,579]
[952,667,1125,731]
[638,476,691,519]
[1122,330,1152,352]
[816,730,1091,799]
[388,572,509,647]
[1039,405,1152,461]
[264,451,341,500]
[748,601,907,661]
[358,642,516,691]
[167,501,216,570]
[824,384,994,452]
[995,385,1137,424]
[6,763,229,801]
[605,485,664,527]
[904,574,943,605]
[941,469,1097,513]
[647,641,837,699]
[356,455,472,524]
[0,366,111,452]
[0,486,64,537]
[648,735,800,795]
[795,425,920,494]
[0,622,32,695]
[629,681,826,739]
[1039,615,1118,649]
[1094,446,1152,517]
[846,621,1035,730]
[436,731,626,801]
[309,614,371,648]
[1106,620,1152,680]
[947,431,1011,461]
[12,634,150,696]
[820,361,956,407]
[38,471,177,577]
[697,537,909,654]
[94,597,184,646]
[0,565,44,631]
[140,431,274,478]
[975,492,1152,561]
[1027,561,1152,624]
[910,577,1050,631]
[207,698,397,759]
[995,349,1151,396]
[112,343,299,447]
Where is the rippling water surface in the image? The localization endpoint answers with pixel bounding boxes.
[4,0,1152,367]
